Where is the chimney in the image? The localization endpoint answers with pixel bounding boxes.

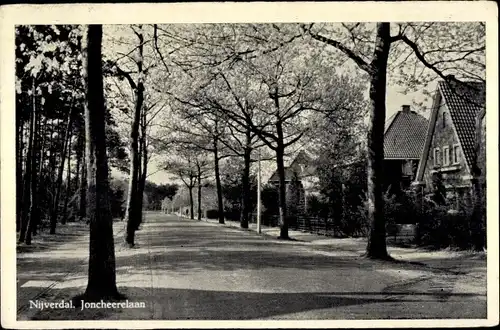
[401,105,411,113]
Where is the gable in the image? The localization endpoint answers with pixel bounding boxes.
[416,80,485,183]
[438,80,485,170]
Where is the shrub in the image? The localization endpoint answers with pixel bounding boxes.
[206,209,219,219]
[356,190,403,238]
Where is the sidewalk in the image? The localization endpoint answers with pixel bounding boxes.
[16,220,128,320]
[192,214,487,295]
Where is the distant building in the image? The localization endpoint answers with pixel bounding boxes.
[383,105,429,194]
[267,150,317,212]
[413,78,486,201]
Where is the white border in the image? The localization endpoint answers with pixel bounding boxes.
[1,2,498,329]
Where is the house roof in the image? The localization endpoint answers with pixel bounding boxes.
[384,109,429,159]
[267,150,314,183]
[268,167,297,183]
[415,79,486,182]
[438,80,486,169]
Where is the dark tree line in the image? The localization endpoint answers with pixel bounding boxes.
[16,26,128,245]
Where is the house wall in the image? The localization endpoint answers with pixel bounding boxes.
[420,101,472,197]
[384,159,419,194]
[477,113,486,185]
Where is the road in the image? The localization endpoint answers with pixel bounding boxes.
[16,212,487,320]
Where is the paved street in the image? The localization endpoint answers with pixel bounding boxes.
[17,212,487,320]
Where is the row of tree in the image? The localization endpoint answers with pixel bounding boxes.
[17,23,485,263]
[14,22,485,304]
[152,22,484,258]
[15,25,130,245]
[15,25,176,248]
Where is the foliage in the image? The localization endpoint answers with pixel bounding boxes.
[260,184,280,216]
[109,179,126,219]
[431,171,447,205]
[285,171,302,225]
[220,158,257,219]
[354,187,486,250]
[144,181,179,210]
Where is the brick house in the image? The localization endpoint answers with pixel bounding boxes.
[413,79,486,202]
[384,105,429,194]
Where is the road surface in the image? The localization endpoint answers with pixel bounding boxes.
[16,212,487,320]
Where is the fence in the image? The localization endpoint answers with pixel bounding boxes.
[249,213,343,237]
[249,213,417,243]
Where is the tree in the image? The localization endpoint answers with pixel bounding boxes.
[167,92,231,224]
[75,24,123,302]
[303,22,485,258]
[151,24,304,227]
[16,25,86,240]
[103,24,166,246]
[223,36,341,239]
[220,157,258,222]
[194,153,211,220]
[103,24,147,247]
[163,146,199,220]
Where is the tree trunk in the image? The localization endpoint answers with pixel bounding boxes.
[197,170,202,221]
[18,81,36,243]
[62,136,72,224]
[24,85,40,245]
[79,140,87,221]
[49,107,75,234]
[275,140,289,239]
[189,183,195,220]
[76,24,122,303]
[75,131,82,204]
[135,121,147,230]
[213,138,224,224]
[365,23,391,259]
[33,114,48,236]
[124,25,144,247]
[16,109,24,232]
[470,111,486,251]
[240,143,251,229]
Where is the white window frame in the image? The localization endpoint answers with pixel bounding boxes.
[442,146,450,166]
[433,147,441,167]
[452,144,460,165]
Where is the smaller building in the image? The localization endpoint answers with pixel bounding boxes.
[267,150,316,212]
[383,105,429,194]
[413,78,486,203]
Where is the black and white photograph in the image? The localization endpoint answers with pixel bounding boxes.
[1,2,498,328]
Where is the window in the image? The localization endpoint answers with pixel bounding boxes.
[402,160,413,176]
[442,112,447,128]
[443,146,450,166]
[433,148,441,167]
[452,144,460,164]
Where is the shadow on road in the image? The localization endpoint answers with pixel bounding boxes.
[26,285,485,320]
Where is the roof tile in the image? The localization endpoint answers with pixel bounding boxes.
[384,110,429,159]
[438,80,485,169]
